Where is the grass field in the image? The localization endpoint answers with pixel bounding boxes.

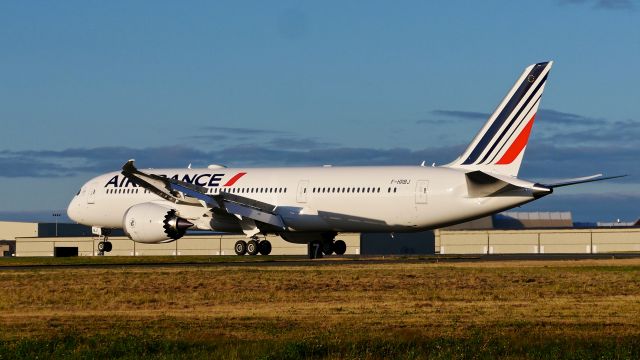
[1,257,639,359]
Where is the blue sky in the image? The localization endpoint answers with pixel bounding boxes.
[0,0,638,222]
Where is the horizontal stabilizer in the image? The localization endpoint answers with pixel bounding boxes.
[465,170,549,197]
[540,174,627,189]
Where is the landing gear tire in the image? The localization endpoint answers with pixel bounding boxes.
[334,240,346,255]
[322,241,334,256]
[247,240,260,256]
[234,240,247,256]
[308,240,323,259]
[97,241,112,253]
[258,240,272,256]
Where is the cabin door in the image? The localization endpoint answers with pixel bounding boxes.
[296,180,309,203]
[415,180,428,204]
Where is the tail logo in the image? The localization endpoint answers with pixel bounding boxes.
[461,62,551,166]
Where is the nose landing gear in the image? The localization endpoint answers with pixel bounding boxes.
[97,240,112,253]
[93,227,113,255]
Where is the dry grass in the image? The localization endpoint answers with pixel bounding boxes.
[1,258,639,358]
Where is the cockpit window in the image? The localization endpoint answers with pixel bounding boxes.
[76,189,81,195]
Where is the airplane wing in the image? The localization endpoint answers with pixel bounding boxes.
[121,159,287,230]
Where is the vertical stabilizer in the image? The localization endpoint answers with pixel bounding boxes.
[447,61,553,177]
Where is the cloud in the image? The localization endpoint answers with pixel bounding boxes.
[536,109,602,126]
[417,110,486,124]
[558,0,635,10]
[200,126,289,136]
[0,143,466,178]
[265,137,337,150]
[421,108,601,126]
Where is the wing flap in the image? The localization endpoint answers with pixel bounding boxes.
[224,202,286,229]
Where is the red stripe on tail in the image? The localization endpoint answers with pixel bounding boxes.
[496,114,536,165]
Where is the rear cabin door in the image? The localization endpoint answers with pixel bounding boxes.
[296,180,309,203]
[415,180,428,204]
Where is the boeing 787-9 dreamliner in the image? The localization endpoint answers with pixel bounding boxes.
[67,61,622,258]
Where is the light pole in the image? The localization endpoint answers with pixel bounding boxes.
[52,212,61,237]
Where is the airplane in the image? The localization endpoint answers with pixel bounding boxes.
[67,61,623,258]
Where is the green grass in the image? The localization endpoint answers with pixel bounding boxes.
[1,333,638,360]
[1,259,639,359]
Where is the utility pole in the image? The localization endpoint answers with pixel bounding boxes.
[52,212,61,237]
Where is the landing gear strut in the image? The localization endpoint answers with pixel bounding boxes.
[234,238,272,256]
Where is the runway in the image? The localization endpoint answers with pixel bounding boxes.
[2,253,640,271]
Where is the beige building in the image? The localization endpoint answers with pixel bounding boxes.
[15,233,362,257]
[436,228,640,254]
[0,221,38,241]
[2,220,639,257]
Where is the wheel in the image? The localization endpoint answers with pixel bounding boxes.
[258,240,272,256]
[97,241,105,252]
[308,240,323,259]
[234,240,247,256]
[104,242,113,252]
[334,240,346,255]
[247,240,259,256]
[322,241,334,256]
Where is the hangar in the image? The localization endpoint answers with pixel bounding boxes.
[1,213,639,257]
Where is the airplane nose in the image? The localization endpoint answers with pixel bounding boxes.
[67,196,80,223]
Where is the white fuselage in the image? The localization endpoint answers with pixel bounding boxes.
[67,165,538,235]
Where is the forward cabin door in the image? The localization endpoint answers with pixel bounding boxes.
[87,188,96,204]
[296,180,309,203]
[415,180,428,204]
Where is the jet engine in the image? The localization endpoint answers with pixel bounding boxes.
[123,203,193,243]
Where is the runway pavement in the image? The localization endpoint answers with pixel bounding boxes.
[1,253,639,271]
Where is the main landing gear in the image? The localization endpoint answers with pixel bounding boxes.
[308,239,347,259]
[235,237,272,256]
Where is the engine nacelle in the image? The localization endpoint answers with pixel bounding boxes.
[123,203,193,243]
